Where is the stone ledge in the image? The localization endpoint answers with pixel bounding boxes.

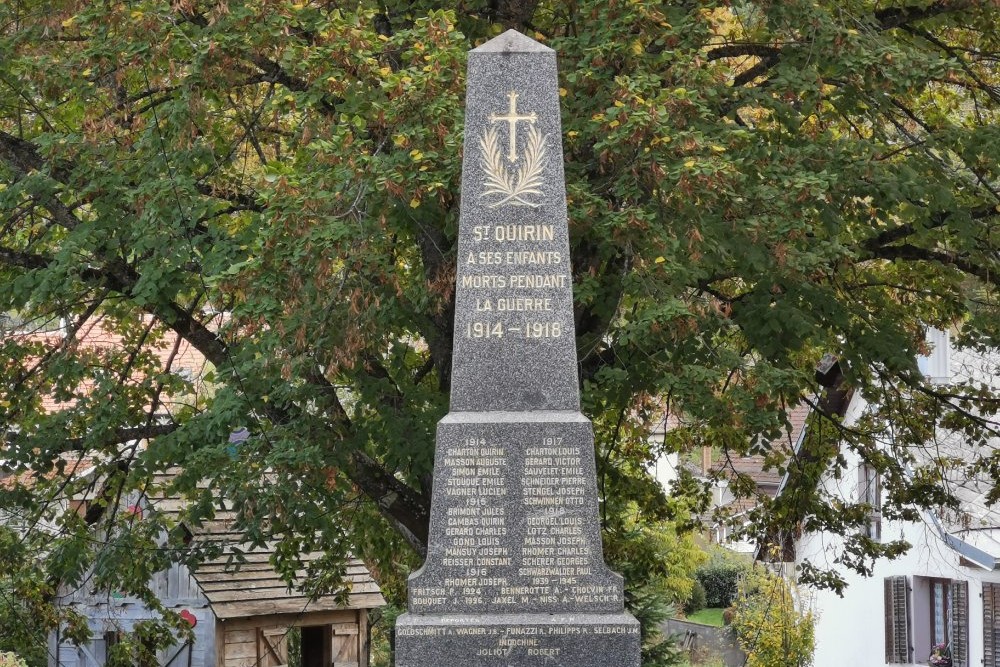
[396,612,641,666]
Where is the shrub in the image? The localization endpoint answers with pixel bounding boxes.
[729,566,814,667]
[695,550,748,608]
[0,654,27,667]
[684,579,707,615]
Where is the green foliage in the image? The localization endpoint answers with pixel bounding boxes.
[0,582,47,667]
[369,604,404,667]
[106,620,180,667]
[0,653,28,667]
[684,579,707,615]
[593,400,705,665]
[0,0,999,646]
[600,496,704,666]
[695,550,749,609]
[730,567,814,667]
[0,527,57,667]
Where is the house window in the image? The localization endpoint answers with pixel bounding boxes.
[859,464,881,541]
[909,577,969,666]
[69,499,91,518]
[102,631,121,663]
[917,328,950,382]
[930,579,950,647]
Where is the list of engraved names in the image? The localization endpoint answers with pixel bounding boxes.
[409,432,622,611]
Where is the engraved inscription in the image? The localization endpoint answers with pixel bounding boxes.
[412,426,623,613]
[397,622,640,663]
[460,221,570,344]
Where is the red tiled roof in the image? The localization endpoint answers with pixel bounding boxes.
[710,403,812,494]
[12,316,209,414]
[1,455,97,490]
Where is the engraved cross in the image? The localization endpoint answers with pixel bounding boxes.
[489,90,537,163]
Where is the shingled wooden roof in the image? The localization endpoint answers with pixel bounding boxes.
[192,548,384,619]
[148,471,385,620]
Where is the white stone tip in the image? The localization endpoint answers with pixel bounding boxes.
[472,29,553,54]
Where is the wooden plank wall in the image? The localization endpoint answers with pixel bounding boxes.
[49,605,216,667]
[62,559,207,608]
[219,610,369,667]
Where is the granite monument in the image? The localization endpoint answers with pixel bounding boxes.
[395,30,641,666]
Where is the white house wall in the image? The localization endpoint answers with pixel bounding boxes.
[798,337,1000,667]
[797,495,1000,666]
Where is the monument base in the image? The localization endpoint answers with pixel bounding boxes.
[396,612,641,666]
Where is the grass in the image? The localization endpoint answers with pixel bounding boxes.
[685,607,725,627]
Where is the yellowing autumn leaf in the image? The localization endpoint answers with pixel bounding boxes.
[409,198,420,208]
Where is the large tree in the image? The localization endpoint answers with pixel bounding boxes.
[1,0,999,635]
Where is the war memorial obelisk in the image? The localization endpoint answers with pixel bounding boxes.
[395,30,641,666]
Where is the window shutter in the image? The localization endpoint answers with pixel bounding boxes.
[985,582,1000,667]
[885,576,912,664]
[950,580,968,667]
[860,465,882,541]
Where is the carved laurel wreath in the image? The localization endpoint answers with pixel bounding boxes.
[479,125,548,208]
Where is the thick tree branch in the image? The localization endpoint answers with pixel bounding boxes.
[706,43,782,61]
[2,242,431,552]
[1,127,261,216]
[724,0,977,90]
[862,205,997,250]
[874,1,975,31]
[0,245,229,367]
[866,242,997,284]
[348,450,430,556]
[903,25,1000,105]
[0,130,82,231]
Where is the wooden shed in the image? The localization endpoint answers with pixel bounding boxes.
[50,483,385,667]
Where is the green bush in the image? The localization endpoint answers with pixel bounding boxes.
[0,584,47,667]
[730,566,814,667]
[695,551,748,608]
[684,579,707,615]
[0,654,28,667]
